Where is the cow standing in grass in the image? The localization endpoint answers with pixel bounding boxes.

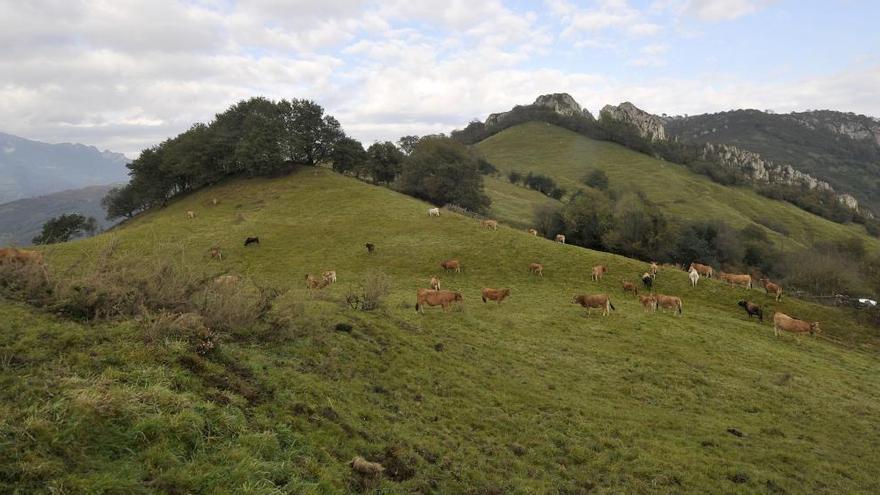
[573,294,615,316]
[430,276,441,290]
[720,272,752,289]
[416,289,462,313]
[761,278,783,301]
[621,280,639,296]
[737,300,763,322]
[591,265,608,282]
[688,268,700,287]
[773,312,820,337]
[689,262,714,278]
[441,259,461,273]
[529,263,544,277]
[555,234,566,244]
[428,207,440,217]
[481,288,510,304]
[654,294,683,315]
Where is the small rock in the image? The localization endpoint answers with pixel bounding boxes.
[727,427,745,437]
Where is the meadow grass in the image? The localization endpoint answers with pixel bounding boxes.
[477,121,880,251]
[2,168,879,493]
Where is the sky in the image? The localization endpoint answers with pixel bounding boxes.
[1,0,879,157]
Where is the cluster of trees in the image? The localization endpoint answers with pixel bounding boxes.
[450,103,878,236]
[535,178,880,298]
[507,171,566,199]
[104,97,346,219]
[33,213,98,245]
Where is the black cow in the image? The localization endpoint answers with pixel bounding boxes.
[365,243,375,254]
[641,272,653,290]
[737,300,763,322]
[244,236,260,247]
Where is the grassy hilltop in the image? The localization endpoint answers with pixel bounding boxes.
[2,168,879,493]
[477,122,879,251]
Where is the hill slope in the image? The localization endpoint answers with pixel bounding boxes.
[477,122,879,250]
[666,109,880,212]
[4,169,879,493]
[0,184,118,245]
[0,131,129,204]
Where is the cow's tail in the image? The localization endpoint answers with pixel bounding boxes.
[678,301,683,315]
[481,296,487,303]
[608,301,615,311]
[415,302,421,313]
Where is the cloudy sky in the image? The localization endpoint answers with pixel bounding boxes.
[2,0,879,157]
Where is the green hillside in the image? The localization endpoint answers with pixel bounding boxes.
[3,169,880,493]
[477,122,879,250]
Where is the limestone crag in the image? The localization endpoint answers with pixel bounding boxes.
[600,102,667,141]
[486,93,594,127]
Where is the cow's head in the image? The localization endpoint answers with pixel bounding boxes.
[810,322,821,335]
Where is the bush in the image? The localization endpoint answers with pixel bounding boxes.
[508,170,523,184]
[361,270,392,311]
[581,169,609,191]
[398,137,490,213]
[142,311,216,355]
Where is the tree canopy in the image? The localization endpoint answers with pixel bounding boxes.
[33,213,98,245]
[398,137,490,213]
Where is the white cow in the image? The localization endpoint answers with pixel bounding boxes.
[428,207,440,217]
[688,268,700,287]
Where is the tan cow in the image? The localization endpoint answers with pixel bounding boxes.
[591,265,608,282]
[186,210,195,219]
[481,219,498,230]
[621,280,639,296]
[528,228,538,236]
[481,288,511,304]
[719,272,752,289]
[430,276,441,290]
[214,274,240,287]
[761,278,783,301]
[0,248,43,265]
[209,246,223,260]
[211,198,219,206]
[322,270,337,283]
[650,262,658,276]
[773,312,820,337]
[416,289,462,313]
[689,262,714,278]
[555,234,566,244]
[440,259,461,273]
[654,294,683,315]
[573,294,615,316]
[638,294,657,312]
[305,274,321,289]
[529,263,544,277]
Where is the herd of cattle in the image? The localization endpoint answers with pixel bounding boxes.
[408,207,820,338]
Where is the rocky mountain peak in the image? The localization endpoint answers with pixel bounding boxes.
[485,93,594,127]
[600,102,667,141]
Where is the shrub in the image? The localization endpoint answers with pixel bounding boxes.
[508,170,523,184]
[581,169,609,191]
[142,311,216,355]
[361,270,392,311]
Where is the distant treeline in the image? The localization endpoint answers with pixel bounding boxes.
[451,105,879,236]
[104,97,491,219]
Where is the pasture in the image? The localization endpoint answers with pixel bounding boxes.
[477,121,880,251]
[2,168,879,493]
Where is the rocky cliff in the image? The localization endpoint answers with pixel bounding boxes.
[486,93,594,127]
[600,102,667,141]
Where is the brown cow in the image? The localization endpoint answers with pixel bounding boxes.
[305,274,321,289]
[591,265,608,282]
[529,263,544,277]
[638,294,657,312]
[416,289,463,313]
[773,312,820,337]
[737,300,763,322]
[573,294,615,316]
[555,234,566,244]
[528,228,538,236]
[761,278,783,301]
[481,219,498,230]
[481,288,511,304]
[719,272,752,289]
[621,280,639,296]
[440,259,461,273]
[689,262,714,278]
[654,294,682,315]
[209,246,223,260]
[430,276,441,290]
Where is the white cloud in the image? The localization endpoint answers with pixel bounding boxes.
[652,0,776,22]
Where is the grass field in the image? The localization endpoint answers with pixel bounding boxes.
[3,168,879,493]
[478,122,880,251]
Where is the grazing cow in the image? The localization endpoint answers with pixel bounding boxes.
[350,456,385,476]
[440,259,461,273]
[641,272,654,290]
[761,278,783,301]
[529,263,544,277]
[481,288,511,304]
[719,272,752,289]
[639,294,657,312]
[773,312,820,337]
[621,280,639,296]
[688,268,700,287]
[689,262,714,278]
[480,219,498,230]
[573,294,615,316]
[528,228,538,236]
[737,300,763,322]
[430,276,441,290]
[654,294,683,315]
[211,198,219,206]
[244,236,260,247]
[555,234,566,244]
[186,210,195,219]
[214,274,240,287]
[650,262,658,276]
[365,243,375,254]
[591,265,608,282]
[305,274,320,289]
[209,246,223,260]
[428,207,440,217]
[416,289,463,313]
[322,270,337,283]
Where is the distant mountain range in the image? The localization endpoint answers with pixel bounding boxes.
[0,131,129,205]
[0,184,119,246]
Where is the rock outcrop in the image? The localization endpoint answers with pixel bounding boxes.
[600,102,667,141]
[486,93,594,127]
[787,111,880,146]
